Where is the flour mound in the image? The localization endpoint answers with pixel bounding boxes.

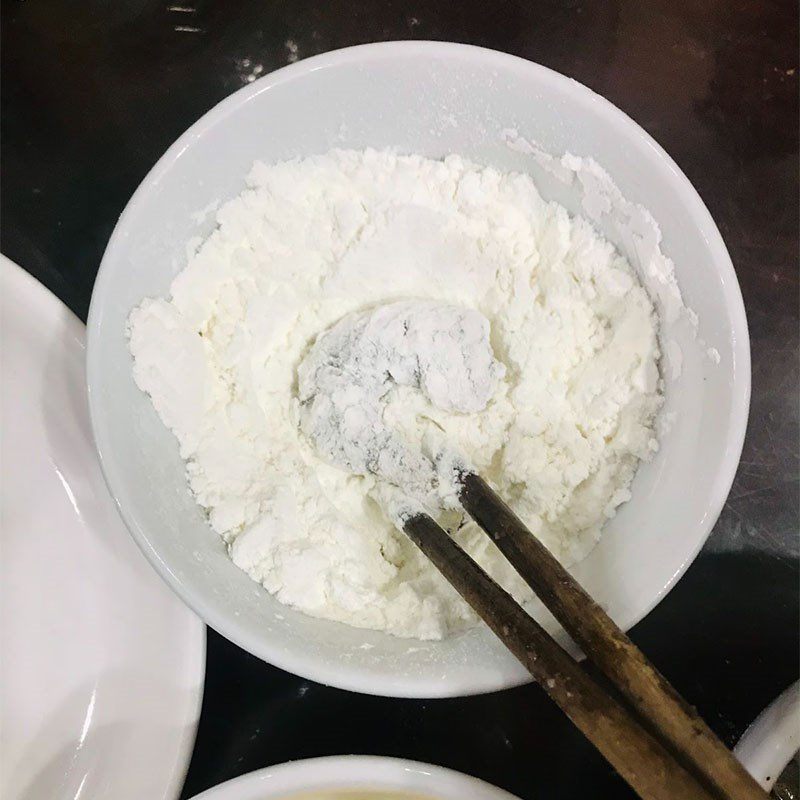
[128,149,662,641]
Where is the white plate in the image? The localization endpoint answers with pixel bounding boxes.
[0,256,205,800]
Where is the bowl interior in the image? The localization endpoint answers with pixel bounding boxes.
[88,42,749,697]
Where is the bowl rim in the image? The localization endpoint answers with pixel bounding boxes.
[189,755,522,799]
[87,40,751,697]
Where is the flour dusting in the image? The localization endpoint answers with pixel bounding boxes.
[298,300,503,510]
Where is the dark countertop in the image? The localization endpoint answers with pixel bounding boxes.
[2,2,797,798]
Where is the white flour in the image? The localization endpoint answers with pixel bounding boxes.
[128,149,663,640]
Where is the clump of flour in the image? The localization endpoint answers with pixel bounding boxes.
[297,300,503,509]
[128,149,663,640]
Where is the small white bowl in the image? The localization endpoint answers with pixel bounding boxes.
[87,42,749,697]
[188,756,521,800]
[735,681,800,791]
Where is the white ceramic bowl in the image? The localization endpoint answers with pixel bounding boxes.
[87,42,749,697]
[188,756,521,800]
[735,681,800,791]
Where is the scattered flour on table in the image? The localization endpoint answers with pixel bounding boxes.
[128,149,663,640]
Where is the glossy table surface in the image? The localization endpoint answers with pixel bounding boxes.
[2,1,797,798]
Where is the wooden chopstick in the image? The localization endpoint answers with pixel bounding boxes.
[403,512,716,800]
[456,471,768,800]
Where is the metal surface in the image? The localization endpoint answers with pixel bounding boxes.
[2,2,797,798]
